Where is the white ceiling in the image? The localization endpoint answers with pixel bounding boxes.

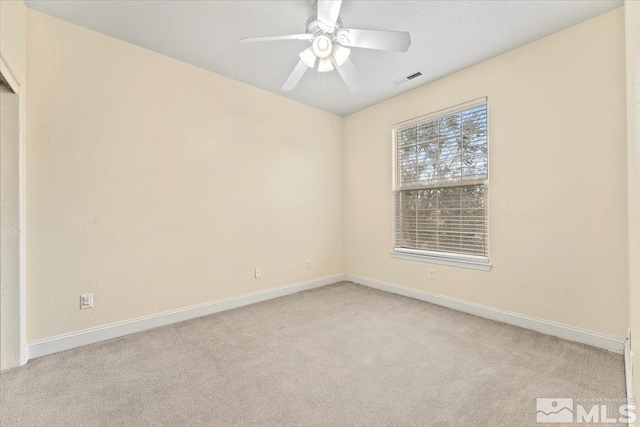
[25,0,622,116]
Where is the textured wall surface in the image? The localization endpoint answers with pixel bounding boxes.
[0,0,26,370]
[343,8,628,338]
[26,10,343,340]
[0,0,26,85]
[625,0,640,401]
[23,6,631,349]
[0,85,20,369]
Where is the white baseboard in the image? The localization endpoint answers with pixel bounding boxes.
[345,273,626,354]
[27,274,345,360]
[625,338,635,427]
[27,273,626,360]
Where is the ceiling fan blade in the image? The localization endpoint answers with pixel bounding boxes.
[282,60,309,91]
[317,0,342,32]
[240,34,313,43]
[338,28,411,52]
[333,57,363,93]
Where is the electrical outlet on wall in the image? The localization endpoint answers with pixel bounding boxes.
[428,269,436,279]
[255,267,262,278]
[306,259,312,269]
[80,293,93,309]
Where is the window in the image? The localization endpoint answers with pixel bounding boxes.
[391,98,490,270]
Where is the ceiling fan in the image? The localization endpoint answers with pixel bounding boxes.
[240,0,411,92]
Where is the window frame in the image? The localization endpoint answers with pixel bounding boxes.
[390,97,491,271]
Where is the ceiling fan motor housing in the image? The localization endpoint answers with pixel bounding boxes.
[306,18,343,39]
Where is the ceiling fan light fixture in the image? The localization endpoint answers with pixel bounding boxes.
[332,44,351,67]
[299,47,317,68]
[318,58,335,72]
[312,35,333,58]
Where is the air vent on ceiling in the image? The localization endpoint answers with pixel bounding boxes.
[390,70,423,86]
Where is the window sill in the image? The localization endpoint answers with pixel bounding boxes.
[389,251,492,271]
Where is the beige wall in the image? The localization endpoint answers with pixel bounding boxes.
[1,85,20,369]
[24,6,631,348]
[0,0,26,369]
[625,0,640,400]
[0,0,26,85]
[25,10,343,341]
[343,8,628,338]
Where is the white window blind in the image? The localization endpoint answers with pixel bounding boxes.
[392,98,488,262]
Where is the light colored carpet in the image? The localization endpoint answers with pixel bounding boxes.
[0,282,626,426]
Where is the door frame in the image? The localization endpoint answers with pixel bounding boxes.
[0,55,27,366]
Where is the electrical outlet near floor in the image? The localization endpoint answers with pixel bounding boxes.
[428,269,436,279]
[80,293,93,309]
[306,259,312,269]
[255,267,262,278]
